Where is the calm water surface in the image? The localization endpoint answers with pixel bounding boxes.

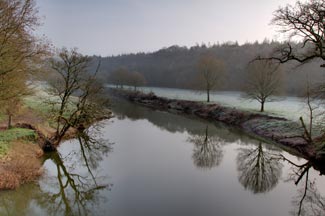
[0,99,324,216]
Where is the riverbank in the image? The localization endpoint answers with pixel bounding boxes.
[109,88,319,160]
[0,106,46,189]
[0,95,108,190]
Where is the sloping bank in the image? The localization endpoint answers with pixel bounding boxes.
[109,88,322,161]
[0,117,111,190]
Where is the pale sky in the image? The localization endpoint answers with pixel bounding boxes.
[35,0,297,56]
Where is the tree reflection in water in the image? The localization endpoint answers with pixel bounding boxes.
[0,184,43,215]
[237,142,283,193]
[279,155,325,216]
[292,180,325,216]
[188,125,224,169]
[39,128,113,216]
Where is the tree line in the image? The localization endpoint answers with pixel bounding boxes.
[97,40,324,97]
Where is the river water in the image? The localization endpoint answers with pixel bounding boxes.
[0,99,324,216]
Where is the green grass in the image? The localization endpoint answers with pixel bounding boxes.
[0,113,5,123]
[0,142,9,157]
[24,95,53,115]
[0,128,36,141]
[0,128,37,157]
[24,93,76,118]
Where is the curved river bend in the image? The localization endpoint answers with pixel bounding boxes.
[0,99,324,216]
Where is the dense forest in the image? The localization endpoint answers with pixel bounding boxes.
[96,41,325,96]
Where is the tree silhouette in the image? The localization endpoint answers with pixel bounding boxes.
[36,129,113,216]
[243,60,283,112]
[188,125,224,169]
[279,155,325,216]
[264,0,325,66]
[196,54,224,102]
[237,142,283,193]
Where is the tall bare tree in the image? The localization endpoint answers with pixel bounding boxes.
[258,0,325,66]
[256,0,325,148]
[197,54,224,102]
[243,60,282,112]
[47,48,110,147]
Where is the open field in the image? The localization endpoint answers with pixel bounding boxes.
[111,85,325,124]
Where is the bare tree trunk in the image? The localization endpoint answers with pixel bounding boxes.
[7,114,12,129]
[207,88,210,102]
[260,101,265,112]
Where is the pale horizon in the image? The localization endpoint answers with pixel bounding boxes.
[36,0,297,56]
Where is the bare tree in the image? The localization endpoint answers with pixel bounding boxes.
[197,54,224,102]
[243,60,282,112]
[258,0,325,66]
[47,48,110,148]
[298,77,321,145]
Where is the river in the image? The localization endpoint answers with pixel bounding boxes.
[0,98,324,216]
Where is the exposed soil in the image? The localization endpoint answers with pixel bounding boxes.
[0,107,47,189]
[0,141,43,190]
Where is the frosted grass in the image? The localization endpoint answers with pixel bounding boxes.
[108,85,325,123]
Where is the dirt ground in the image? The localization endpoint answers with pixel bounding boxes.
[0,107,50,190]
[0,141,43,190]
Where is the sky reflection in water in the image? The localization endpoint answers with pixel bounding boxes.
[0,99,324,216]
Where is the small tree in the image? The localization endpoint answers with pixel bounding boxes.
[0,67,31,128]
[244,60,282,112]
[47,48,110,147]
[197,54,224,102]
[3,98,23,129]
[128,71,146,91]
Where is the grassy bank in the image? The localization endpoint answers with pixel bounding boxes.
[0,128,42,190]
[0,83,111,190]
[0,128,36,157]
[0,89,53,190]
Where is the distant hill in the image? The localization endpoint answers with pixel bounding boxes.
[95,41,325,96]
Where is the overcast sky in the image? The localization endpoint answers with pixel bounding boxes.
[35,0,297,56]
